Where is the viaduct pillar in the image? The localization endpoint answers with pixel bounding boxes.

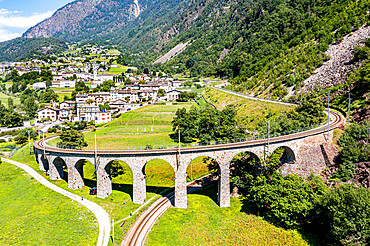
[97,160,112,199]
[132,165,146,204]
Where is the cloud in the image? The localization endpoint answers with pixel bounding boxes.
[0,9,53,28]
[0,28,21,42]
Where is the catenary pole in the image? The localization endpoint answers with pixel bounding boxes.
[28,130,31,153]
[190,159,193,181]
[267,121,270,153]
[328,90,330,135]
[347,92,351,123]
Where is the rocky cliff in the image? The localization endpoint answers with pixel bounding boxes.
[23,0,140,42]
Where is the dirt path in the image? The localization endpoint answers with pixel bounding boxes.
[1,158,111,246]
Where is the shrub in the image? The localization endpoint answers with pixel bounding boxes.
[247,174,327,228]
[313,184,370,245]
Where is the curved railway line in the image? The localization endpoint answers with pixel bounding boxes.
[122,175,215,246]
[32,96,344,246]
[34,110,343,155]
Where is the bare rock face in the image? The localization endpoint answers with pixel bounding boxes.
[351,162,370,188]
[23,0,139,42]
[352,107,370,123]
[304,26,370,91]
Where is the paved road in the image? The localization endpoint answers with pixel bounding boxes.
[1,158,111,246]
[215,87,296,106]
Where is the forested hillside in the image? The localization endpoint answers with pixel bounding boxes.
[23,0,191,49]
[154,0,370,99]
[1,0,369,104]
[0,38,67,62]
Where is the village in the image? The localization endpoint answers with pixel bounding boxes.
[0,45,187,125]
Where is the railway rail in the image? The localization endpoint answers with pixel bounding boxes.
[122,174,215,246]
[33,110,343,156]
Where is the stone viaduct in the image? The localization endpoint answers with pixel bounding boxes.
[33,111,343,209]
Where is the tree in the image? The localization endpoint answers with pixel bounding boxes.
[39,89,58,103]
[14,129,37,145]
[248,173,327,228]
[333,122,370,181]
[171,105,245,143]
[177,91,197,102]
[313,184,370,245]
[7,97,14,110]
[23,96,38,118]
[157,88,166,97]
[99,102,111,111]
[57,129,88,149]
[3,112,23,127]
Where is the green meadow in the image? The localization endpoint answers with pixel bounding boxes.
[146,185,314,246]
[0,159,98,245]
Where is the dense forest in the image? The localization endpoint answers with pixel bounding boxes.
[154,0,370,98]
[0,37,67,62]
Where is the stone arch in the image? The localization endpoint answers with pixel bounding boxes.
[38,153,49,172]
[271,146,296,165]
[143,158,175,189]
[96,158,134,199]
[105,159,133,196]
[229,150,263,177]
[182,154,229,208]
[49,157,67,181]
[185,156,219,182]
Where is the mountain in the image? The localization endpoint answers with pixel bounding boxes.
[0,37,67,62]
[153,0,370,97]
[23,0,191,51]
[2,0,369,105]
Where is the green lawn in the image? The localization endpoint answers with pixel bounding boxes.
[204,87,293,130]
[105,65,129,75]
[0,159,98,245]
[0,92,21,106]
[82,102,195,149]
[52,88,74,101]
[176,87,205,94]
[146,185,313,246]
[10,144,215,244]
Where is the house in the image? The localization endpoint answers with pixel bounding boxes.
[59,109,70,120]
[60,101,75,109]
[77,105,111,124]
[166,90,182,101]
[60,80,76,88]
[37,106,59,122]
[96,73,114,82]
[139,84,160,91]
[109,99,128,110]
[33,82,47,90]
[172,81,182,88]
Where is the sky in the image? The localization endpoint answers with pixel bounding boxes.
[0,0,73,42]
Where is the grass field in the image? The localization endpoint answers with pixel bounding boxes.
[83,102,195,149]
[204,87,293,130]
[146,185,315,246]
[0,92,21,106]
[10,143,215,245]
[0,159,98,245]
[176,87,205,94]
[105,65,129,75]
[52,88,74,101]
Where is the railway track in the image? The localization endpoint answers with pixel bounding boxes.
[121,175,214,246]
[34,110,343,155]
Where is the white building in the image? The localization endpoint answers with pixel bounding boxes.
[166,90,182,101]
[37,106,59,122]
[77,105,111,124]
[33,82,47,90]
[60,80,76,88]
[96,73,114,82]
